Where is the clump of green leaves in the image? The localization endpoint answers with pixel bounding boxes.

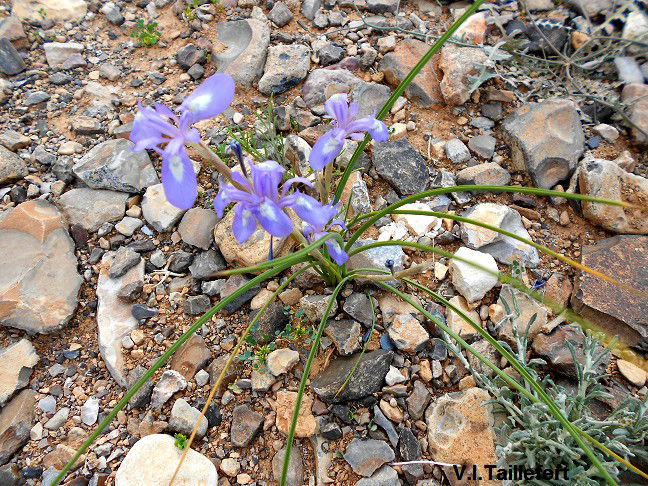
[441,296,648,485]
[131,19,161,47]
[238,306,315,370]
[239,340,276,370]
[38,7,47,19]
[173,433,188,450]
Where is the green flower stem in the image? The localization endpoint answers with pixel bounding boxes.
[213,233,342,278]
[344,185,631,250]
[280,268,379,486]
[333,0,489,204]
[53,258,306,486]
[381,280,619,485]
[169,263,316,485]
[363,208,632,290]
[348,238,648,372]
[334,291,376,399]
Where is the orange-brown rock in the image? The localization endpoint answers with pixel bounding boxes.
[379,39,443,106]
[426,387,499,486]
[571,235,648,348]
[0,200,81,333]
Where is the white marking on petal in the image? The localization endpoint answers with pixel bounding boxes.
[242,209,253,225]
[295,197,314,210]
[187,93,212,113]
[323,137,340,155]
[169,155,184,182]
[258,201,278,221]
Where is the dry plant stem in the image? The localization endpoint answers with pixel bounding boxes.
[191,141,247,191]
[168,263,315,486]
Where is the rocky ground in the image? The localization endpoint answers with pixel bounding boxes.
[0,0,647,484]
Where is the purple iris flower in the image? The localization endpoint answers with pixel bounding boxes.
[213,159,326,243]
[302,203,348,266]
[309,93,389,170]
[130,73,235,210]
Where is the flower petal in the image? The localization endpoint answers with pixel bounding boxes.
[347,116,389,143]
[253,198,293,237]
[326,239,349,265]
[285,192,330,229]
[232,204,258,243]
[180,73,235,122]
[161,147,197,210]
[281,176,313,197]
[309,130,345,170]
[250,160,284,200]
[366,117,389,142]
[324,93,350,127]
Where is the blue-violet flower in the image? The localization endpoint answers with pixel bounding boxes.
[130,73,235,209]
[309,93,389,170]
[302,204,348,265]
[214,159,325,243]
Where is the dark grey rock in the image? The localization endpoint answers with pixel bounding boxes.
[24,91,50,106]
[343,293,374,326]
[311,349,393,402]
[249,301,289,344]
[301,0,321,19]
[230,404,263,447]
[373,139,429,196]
[406,380,430,420]
[0,390,37,464]
[0,38,26,75]
[221,274,259,313]
[502,99,584,189]
[127,365,153,409]
[268,1,293,27]
[176,44,206,70]
[108,247,141,279]
[366,0,399,13]
[189,249,227,280]
[272,445,303,486]
[356,465,399,486]
[320,421,342,440]
[318,43,345,66]
[372,404,398,447]
[187,63,204,80]
[324,319,362,355]
[399,427,424,478]
[344,438,395,477]
[258,44,310,95]
[168,251,194,273]
[184,295,211,315]
[445,138,470,164]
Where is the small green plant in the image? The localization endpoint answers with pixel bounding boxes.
[174,433,188,450]
[38,7,47,19]
[239,337,276,370]
[441,295,648,485]
[130,19,161,47]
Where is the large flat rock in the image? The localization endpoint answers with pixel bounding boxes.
[0,200,81,333]
[73,139,158,193]
[571,235,648,349]
[12,0,87,23]
[97,252,145,386]
[212,19,269,88]
[115,434,217,485]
